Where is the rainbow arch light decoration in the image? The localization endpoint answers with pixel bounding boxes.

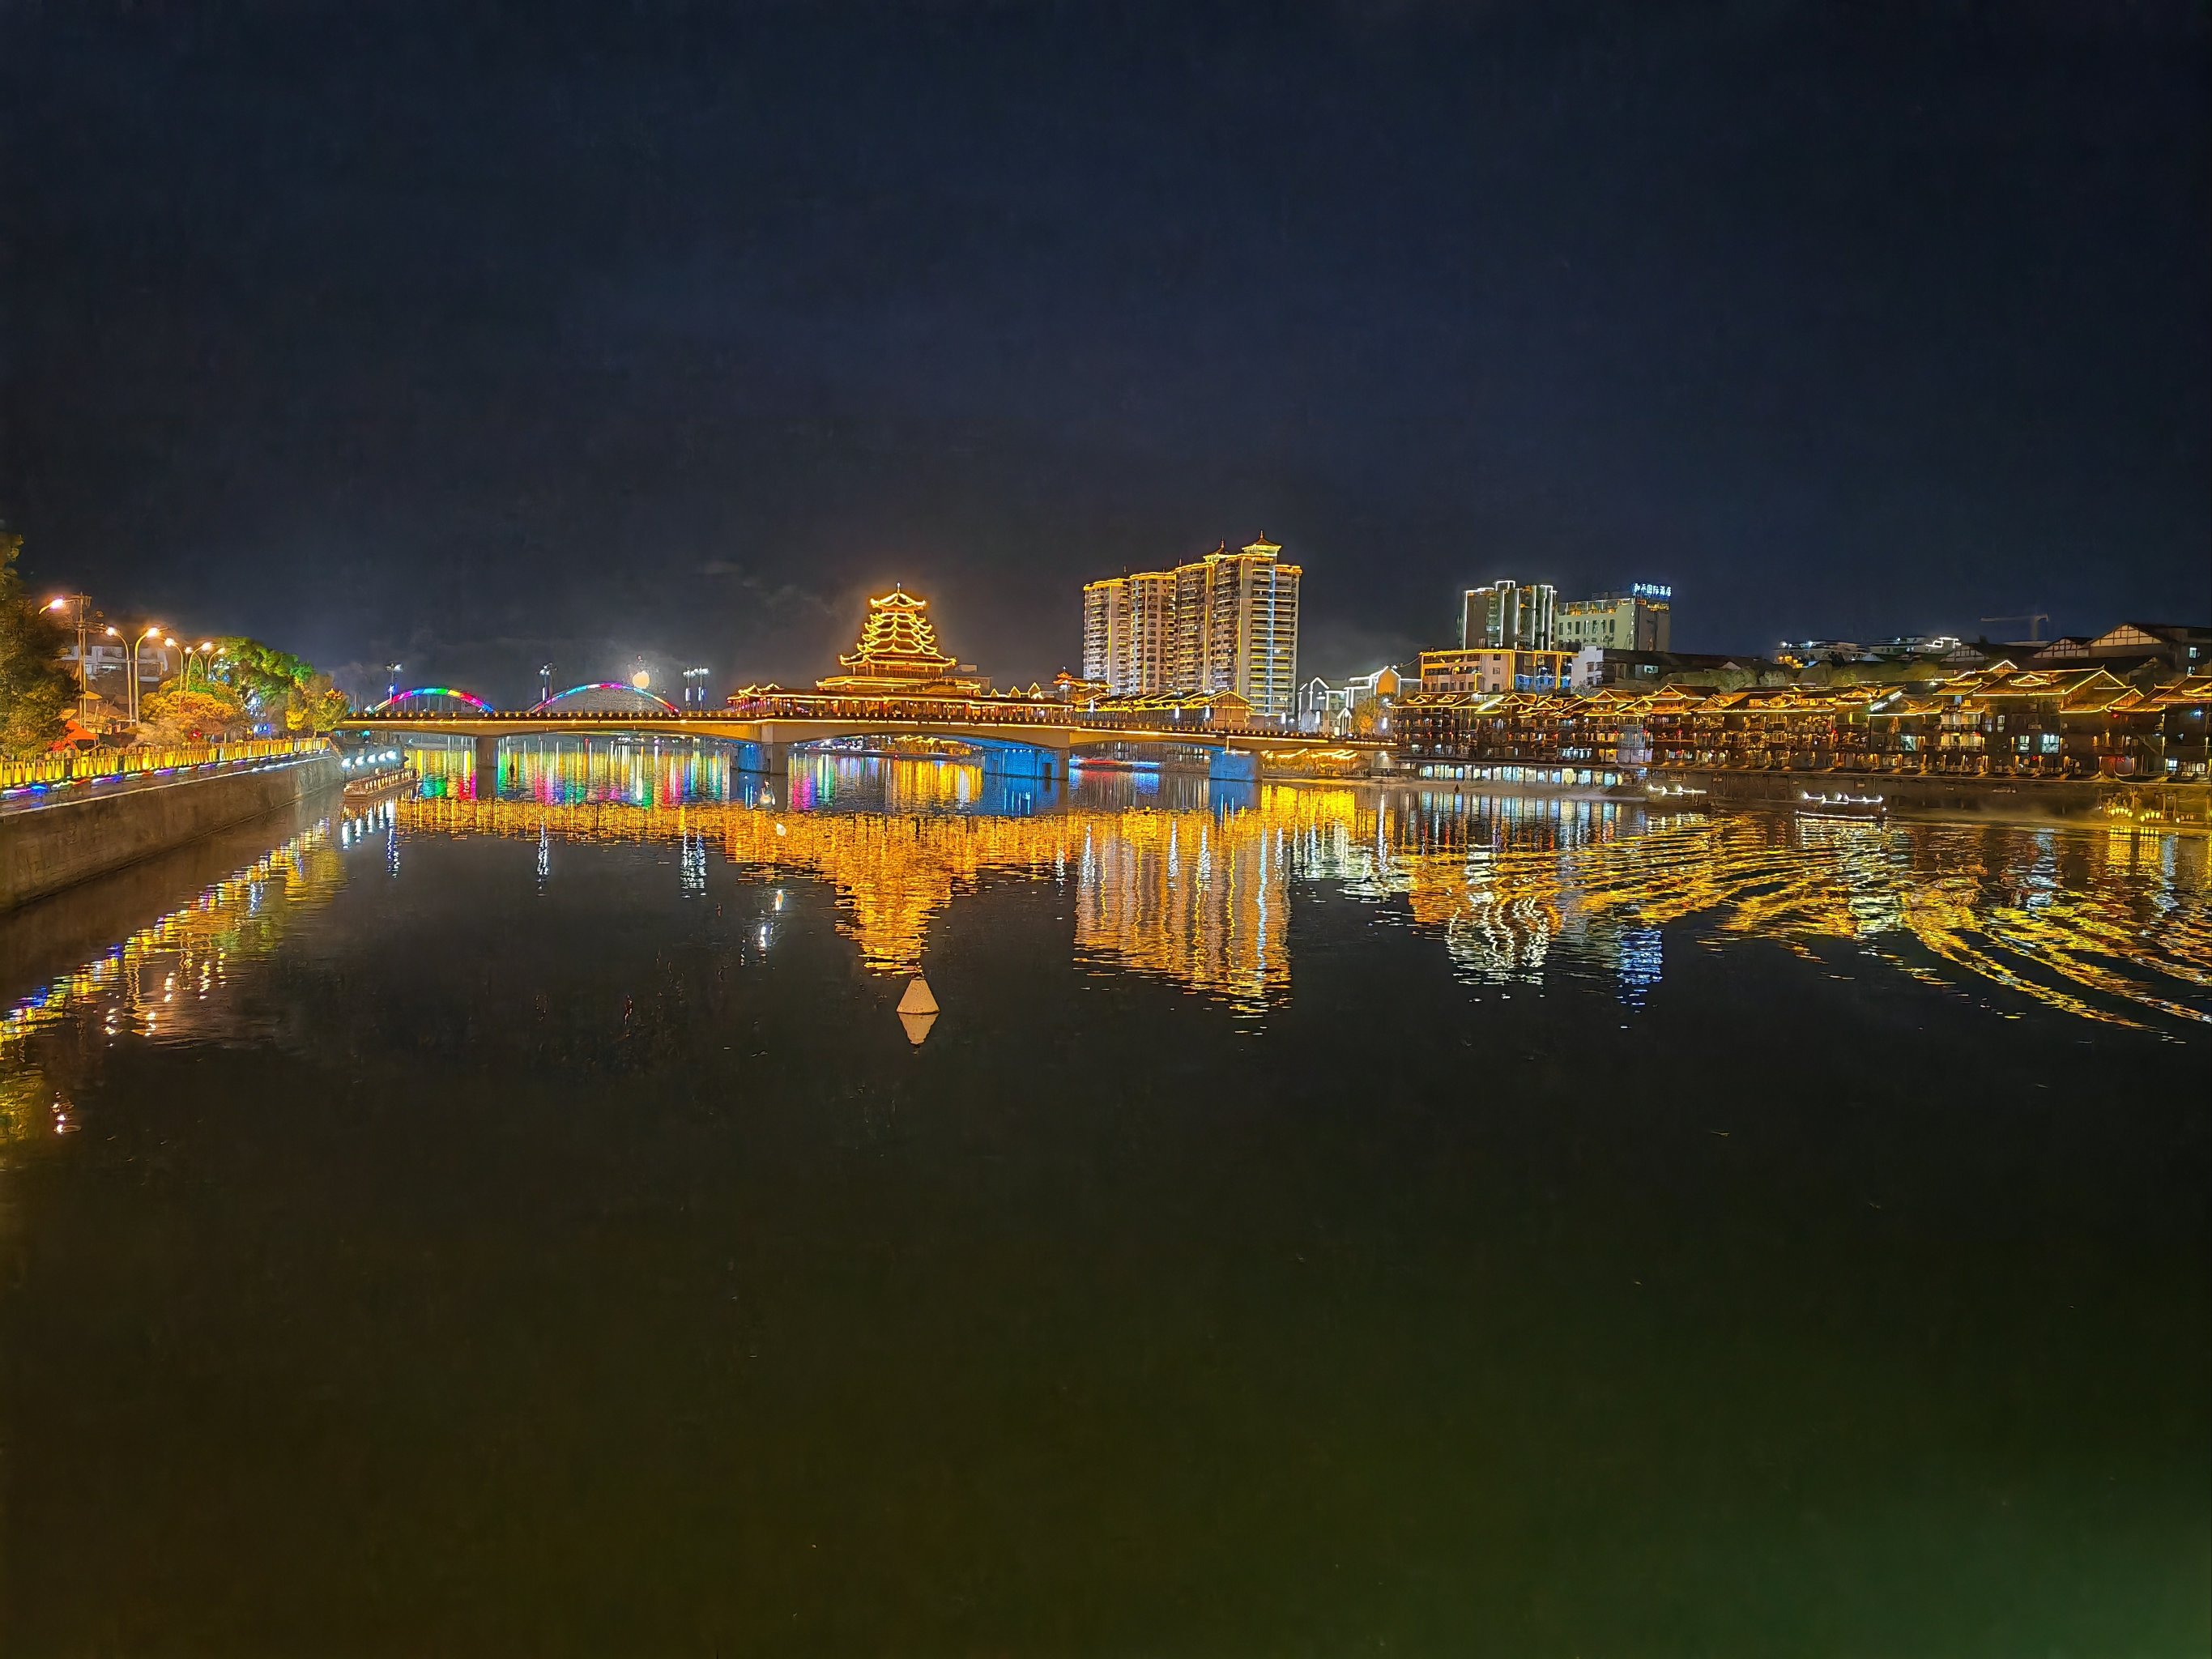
[529,681,682,715]
[369,686,496,714]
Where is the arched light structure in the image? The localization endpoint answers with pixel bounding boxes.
[528,681,682,715]
[367,686,497,714]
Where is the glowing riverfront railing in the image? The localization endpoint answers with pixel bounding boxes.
[0,737,329,797]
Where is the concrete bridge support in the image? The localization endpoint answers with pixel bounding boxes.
[471,735,501,794]
[734,740,789,774]
[1208,748,1259,783]
[979,746,1060,782]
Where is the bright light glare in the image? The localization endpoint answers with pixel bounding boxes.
[630,670,651,690]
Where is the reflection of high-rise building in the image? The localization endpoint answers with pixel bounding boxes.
[1081,539,1302,722]
[1461,580,1557,650]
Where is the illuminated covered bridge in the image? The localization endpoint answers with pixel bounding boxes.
[349,686,1383,782]
[349,587,1384,779]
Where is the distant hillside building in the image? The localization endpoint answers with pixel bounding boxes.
[1558,585,1673,653]
[2027,623,2210,677]
[1460,580,1556,650]
[1297,664,1404,735]
[1082,538,1302,723]
[1419,646,1574,695]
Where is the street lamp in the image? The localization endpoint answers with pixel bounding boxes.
[386,663,403,702]
[119,624,167,724]
[539,663,553,706]
[45,593,94,721]
[683,665,710,708]
[179,640,218,689]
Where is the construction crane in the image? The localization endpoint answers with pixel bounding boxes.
[1980,612,2051,643]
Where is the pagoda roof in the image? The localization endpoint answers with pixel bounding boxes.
[836,583,960,675]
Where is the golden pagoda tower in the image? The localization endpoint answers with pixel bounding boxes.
[816,585,991,696]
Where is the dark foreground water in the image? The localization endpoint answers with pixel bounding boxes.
[3,745,2207,1656]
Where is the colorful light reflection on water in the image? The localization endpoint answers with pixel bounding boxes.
[6,752,2207,1154]
[382,743,2212,1030]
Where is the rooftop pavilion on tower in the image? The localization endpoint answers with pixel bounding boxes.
[816,586,992,696]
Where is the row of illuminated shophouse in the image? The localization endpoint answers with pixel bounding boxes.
[1395,663,2212,782]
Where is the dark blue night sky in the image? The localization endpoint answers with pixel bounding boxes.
[5,2,2206,701]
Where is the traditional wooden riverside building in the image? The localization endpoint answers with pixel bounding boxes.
[1396,663,2212,782]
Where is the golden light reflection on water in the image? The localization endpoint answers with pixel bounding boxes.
[6,756,2208,1155]
[1,808,360,1147]
[397,749,2212,1031]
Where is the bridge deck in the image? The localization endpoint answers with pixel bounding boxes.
[348,710,1383,753]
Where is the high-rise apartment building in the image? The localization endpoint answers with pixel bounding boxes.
[1080,538,1302,721]
[1461,580,1557,650]
[1082,570,1176,693]
[1557,583,1673,653]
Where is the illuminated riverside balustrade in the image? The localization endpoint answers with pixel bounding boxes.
[0,736,329,800]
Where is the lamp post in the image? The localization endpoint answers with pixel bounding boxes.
[115,624,168,724]
[539,663,553,706]
[386,663,403,702]
[45,594,95,721]
[684,666,710,708]
[179,641,218,688]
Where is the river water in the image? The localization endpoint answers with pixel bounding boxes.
[3,743,2207,1655]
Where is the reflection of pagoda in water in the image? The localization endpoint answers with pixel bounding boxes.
[388,770,2212,1030]
[816,586,991,697]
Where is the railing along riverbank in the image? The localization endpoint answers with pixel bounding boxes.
[1,738,329,804]
[2,740,343,910]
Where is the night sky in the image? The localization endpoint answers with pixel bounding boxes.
[5,2,2206,704]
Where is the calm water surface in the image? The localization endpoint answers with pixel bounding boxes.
[3,743,2207,1655]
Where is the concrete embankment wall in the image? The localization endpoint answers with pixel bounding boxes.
[1646,767,2209,829]
[2,754,343,911]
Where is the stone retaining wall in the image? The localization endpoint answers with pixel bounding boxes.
[2,754,343,911]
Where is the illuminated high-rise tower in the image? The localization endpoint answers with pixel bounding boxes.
[1081,538,1302,721]
[1460,580,1557,650]
[1082,570,1176,694]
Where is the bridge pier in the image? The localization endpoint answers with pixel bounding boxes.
[735,740,788,775]
[979,746,1059,782]
[471,735,501,796]
[1208,748,1259,783]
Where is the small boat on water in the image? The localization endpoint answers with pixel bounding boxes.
[1796,790,1886,822]
[343,764,419,804]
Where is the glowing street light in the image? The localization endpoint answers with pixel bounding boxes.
[45,593,95,720]
[630,669,652,692]
[118,624,168,724]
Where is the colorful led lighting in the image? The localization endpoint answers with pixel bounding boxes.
[367,686,496,714]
